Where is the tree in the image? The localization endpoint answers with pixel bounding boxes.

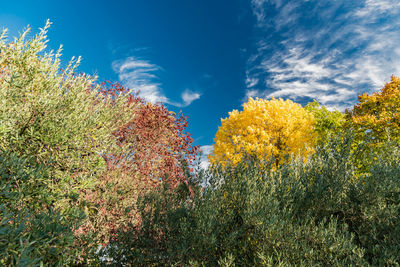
[343,76,400,173]
[79,82,199,245]
[0,21,132,206]
[345,76,400,144]
[305,100,345,143]
[0,21,133,264]
[209,97,315,167]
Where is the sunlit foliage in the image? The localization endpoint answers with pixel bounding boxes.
[0,21,130,264]
[0,21,131,209]
[107,133,400,266]
[209,97,316,167]
[2,20,400,266]
[346,76,400,144]
[305,100,345,143]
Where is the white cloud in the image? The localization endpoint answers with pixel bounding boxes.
[112,57,168,103]
[180,89,201,107]
[247,0,400,110]
[112,57,201,107]
[246,76,259,88]
[199,145,213,170]
[355,0,400,19]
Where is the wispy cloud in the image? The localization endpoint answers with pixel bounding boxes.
[247,0,400,110]
[112,57,167,103]
[355,0,400,19]
[112,56,201,107]
[180,89,201,107]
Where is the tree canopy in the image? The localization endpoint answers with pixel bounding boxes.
[305,100,345,143]
[345,76,400,144]
[209,97,316,167]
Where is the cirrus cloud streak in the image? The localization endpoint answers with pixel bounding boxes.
[247,0,400,110]
[113,56,201,107]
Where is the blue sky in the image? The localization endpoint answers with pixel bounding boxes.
[2,0,400,167]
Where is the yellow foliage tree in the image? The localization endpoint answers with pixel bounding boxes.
[209,97,316,167]
[346,76,400,144]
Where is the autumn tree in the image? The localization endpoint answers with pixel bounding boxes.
[209,97,315,167]
[346,76,400,144]
[305,100,345,143]
[80,81,199,245]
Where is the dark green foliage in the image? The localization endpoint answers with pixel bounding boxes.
[0,150,91,266]
[0,206,83,266]
[105,132,400,266]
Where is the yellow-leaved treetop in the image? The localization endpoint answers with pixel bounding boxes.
[209,97,316,167]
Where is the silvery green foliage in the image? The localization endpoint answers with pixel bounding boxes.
[108,132,399,266]
[0,21,130,207]
[0,22,132,265]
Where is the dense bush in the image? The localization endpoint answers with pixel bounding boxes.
[0,150,88,265]
[0,21,127,264]
[106,132,400,266]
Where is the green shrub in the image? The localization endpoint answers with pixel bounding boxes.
[0,21,131,210]
[106,132,400,266]
[0,150,88,266]
[0,22,131,265]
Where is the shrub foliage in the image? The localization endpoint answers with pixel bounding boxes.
[0,21,127,265]
[106,133,400,266]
